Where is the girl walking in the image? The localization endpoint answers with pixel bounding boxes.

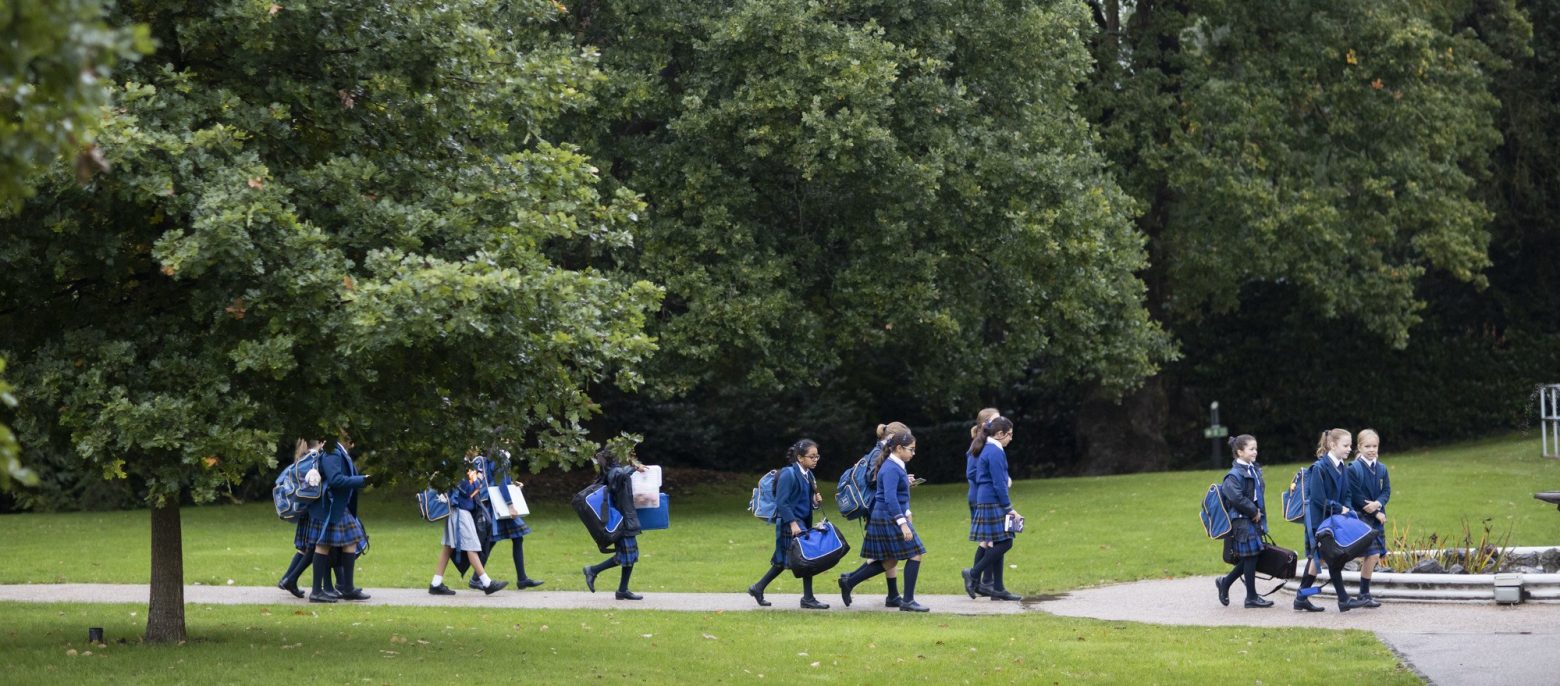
[837,423,910,608]
[962,414,1022,601]
[477,449,544,590]
[748,439,830,609]
[841,429,929,612]
[304,436,371,603]
[966,408,1000,596]
[582,448,649,600]
[1294,428,1367,612]
[429,454,509,595]
[1347,429,1389,608]
[277,438,325,598]
[1214,434,1273,608]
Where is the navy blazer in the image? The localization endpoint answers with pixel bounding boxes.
[775,463,816,529]
[965,451,978,504]
[1348,458,1390,517]
[971,441,1013,510]
[1220,462,1268,532]
[1304,455,1351,538]
[306,442,366,523]
[871,458,912,522]
[600,465,641,537]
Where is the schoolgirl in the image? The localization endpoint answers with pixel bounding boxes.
[841,429,929,612]
[1294,428,1367,612]
[581,448,648,600]
[277,438,325,598]
[962,415,1022,601]
[836,422,911,608]
[747,439,829,609]
[966,408,1000,596]
[429,453,510,595]
[472,449,543,590]
[1347,428,1389,608]
[1214,434,1273,608]
[304,435,372,603]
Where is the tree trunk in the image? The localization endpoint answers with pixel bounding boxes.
[144,498,186,644]
[1075,375,1170,474]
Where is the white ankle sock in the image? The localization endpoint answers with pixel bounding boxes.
[480,573,492,587]
[431,575,443,587]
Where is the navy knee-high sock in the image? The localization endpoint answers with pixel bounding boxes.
[511,538,528,581]
[903,560,921,602]
[755,564,784,591]
[590,557,618,575]
[972,546,987,571]
[802,575,815,599]
[886,576,899,599]
[310,552,331,593]
[971,539,1012,579]
[326,548,344,592]
[1221,562,1244,588]
[339,551,357,593]
[845,561,884,588]
[618,565,634,592]
[993,549,1010,591]
[1327,561,1349,600]
[281,552,308,583]
[1241,557,1258,598]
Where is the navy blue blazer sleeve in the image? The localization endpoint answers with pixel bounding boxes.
[323,449,366,491]
[1379,465,1390,509]
[981,444,1012,510]
[1347,461,1369,512]
[1220,471,1258,519]
[776,465,808,528]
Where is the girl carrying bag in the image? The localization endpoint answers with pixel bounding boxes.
[785,520,851,577]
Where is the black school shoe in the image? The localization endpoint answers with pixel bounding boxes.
[428,584,456,596]
[308,590,338,603]
[583,566,598,593]
[837,574,853,607]
[988,589,1022,601]
[800,597,830,610]
[884,595,902,608]
[747,584,772,607]
[337,589,372,601]
[1293,596,1324,612]
[1244,596,1274,608]
[1358,593,1381,608]
[516,578,545,589]
[278,577,304,599]
[898,600,930,612]
[467,576,485,590]
[482,580,510,595]
[1215,576,1231,606]
[1338,596,1369,612]
[615,590,644,600]
[961,569,978,599]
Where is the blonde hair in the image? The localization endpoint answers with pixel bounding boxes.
[876,422,910,440]
[1315,428,1351,457]
[294,438,309,462]
[1356,428,1380,447]
[969,408,1000,439]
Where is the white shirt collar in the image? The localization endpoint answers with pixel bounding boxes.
[888,455,906,470]
[1328,454,1344,469]
[986,437,1002,447]
[795,462,811,475]
[1359,456,1377,467]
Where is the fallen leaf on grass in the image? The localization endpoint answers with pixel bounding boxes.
[66,649,78,657]
[641,634,653,638]
[702,633,718,640]
[809,662,820,668]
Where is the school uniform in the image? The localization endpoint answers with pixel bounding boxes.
[862,456,925,561]
[478,455,532,541]
[443,478,485,553]
[773,463,818,566]
[303,443,367,549]
[1348,457,1391,557]
[1295,452,1361,610]
[1219,461,1267,559]
[969,439,1014,543]
[583,464,645,599]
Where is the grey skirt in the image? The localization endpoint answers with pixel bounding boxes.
[443,508,483,552]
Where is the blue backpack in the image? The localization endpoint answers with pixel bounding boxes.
[749,469,781,522]
[1199,483,1232,539]
[1281,466,1309,523]
[272,449,323,522]
[835,445,881,521]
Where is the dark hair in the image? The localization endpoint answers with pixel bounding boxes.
[785,439,818,464]
[969,414,1014,457]
[1227,434,1256,456]
[594,447,618,474]
[872,430,916,475]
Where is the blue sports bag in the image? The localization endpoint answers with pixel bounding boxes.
[1315,513,1374,563]
[572,484,625,553]
[785,520,851,578]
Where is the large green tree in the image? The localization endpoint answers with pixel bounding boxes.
[1,0,656,642]
[557,0,1171,459]
[1079,0,1511,469]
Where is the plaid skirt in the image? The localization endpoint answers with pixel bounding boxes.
[490,514,532,541]
[305,513,366,549]
[1365,522,1388,557]
[292,516,312,552]
[771,518,812,566]
[1225,519,1263,559]
[968,502,1013,543]
[615,536,640,565]
[861,515,925,561]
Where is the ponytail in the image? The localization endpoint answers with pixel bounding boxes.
[1316,428,1349,457]
[873,430,915,475]
[293,438,309,462]
[969,414,1014,457]
[785,439,818,465]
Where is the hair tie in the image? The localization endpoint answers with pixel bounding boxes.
[984,415,1002,430]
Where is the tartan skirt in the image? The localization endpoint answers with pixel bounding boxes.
[968,502,1013,543]
[292,516,312,552]
[615,536,640,565]
[771,518,813,566]
[1364,522,1388,557]
[305,513,366,549]
[861,515,926,561]
[490,514,532,541]
[1225,519,1263,559]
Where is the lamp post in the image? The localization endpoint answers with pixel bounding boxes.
[1203,402,1228,468]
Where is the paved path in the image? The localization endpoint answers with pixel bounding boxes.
[5,580,1552,684]
[1031,577,1560,686]
[0,584,1024,616]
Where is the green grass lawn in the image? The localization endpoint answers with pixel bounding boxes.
[3,602,1417,685]
[3,433,1556,596]
[1,432,1554,684]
